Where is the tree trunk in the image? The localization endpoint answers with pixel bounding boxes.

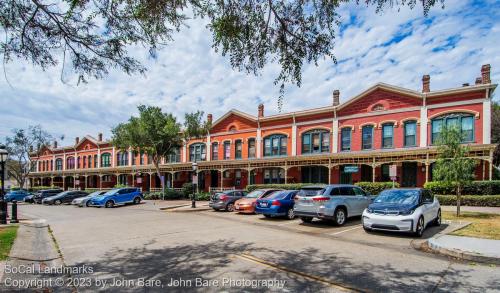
[153,161,165,200]
[456,184,461,217]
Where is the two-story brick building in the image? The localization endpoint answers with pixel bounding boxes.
[29,64,497,192]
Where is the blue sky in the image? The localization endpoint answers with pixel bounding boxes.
[1,0,499,145]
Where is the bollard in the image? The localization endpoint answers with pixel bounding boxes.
[10,200,18,224]
[0,200,6,224]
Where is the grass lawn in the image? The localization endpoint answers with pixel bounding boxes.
[0,225,18,260]
[443,211,500,240]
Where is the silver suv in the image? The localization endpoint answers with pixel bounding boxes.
[293,185,372,226]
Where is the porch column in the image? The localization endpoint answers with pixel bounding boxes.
[220,169,224,188]
[99,175,103,189]
[149,173,153,190]
[425,162,430,183]
[62,176,66,190]
[84,175,87,190]
[50,177,54,187]
[74,176,77,189]
[489,150,494,181]
[328,167,332,184]
[372,165,376,183]
[284,167,288,184]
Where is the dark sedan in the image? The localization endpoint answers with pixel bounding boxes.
[33,189,63,204]
[209,190,248,212]
[42,191,88,205]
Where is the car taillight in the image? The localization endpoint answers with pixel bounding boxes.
[271,200,281,206]
[312,196,330,202]
[219,195,228,200]
[294,196,299,201]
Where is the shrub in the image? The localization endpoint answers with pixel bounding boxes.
[355,182,400,195]
[143,189,183,200]
[436,195,500,207]
[424,181,500,195]
[196,192,211,201]
[246,183,324,192]
[113,184,128,188]
[181,183,194,198]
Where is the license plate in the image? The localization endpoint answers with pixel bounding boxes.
[260,202,268,207]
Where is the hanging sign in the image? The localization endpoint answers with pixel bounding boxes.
[343,165,359,173]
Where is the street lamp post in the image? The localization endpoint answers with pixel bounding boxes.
[0,145,9,224]
[191,162,198,208]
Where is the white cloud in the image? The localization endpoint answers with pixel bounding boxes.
[0,0,498,146]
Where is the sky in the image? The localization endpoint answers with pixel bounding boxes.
[0,0,499,146]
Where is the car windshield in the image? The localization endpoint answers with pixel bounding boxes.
[103,189,120,196]
[266,191,288,200]
[374,190,419,204]
[298,188,324,197]
[55,191,69,196]
[245,190,265,198]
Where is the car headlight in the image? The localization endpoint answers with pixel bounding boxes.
[400,209,415,216]
[366,208,373,214]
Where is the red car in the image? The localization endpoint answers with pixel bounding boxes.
[234,189,281,214]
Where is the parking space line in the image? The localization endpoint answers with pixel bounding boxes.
[233,253,364,292]
[276,220,301,226]
[328,225,362,235]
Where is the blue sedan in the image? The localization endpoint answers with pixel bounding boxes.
[5,190,31,202]
[89,188,143,208]
[255,190,298,220]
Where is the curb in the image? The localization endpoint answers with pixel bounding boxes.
[167,207,212,213]
[158,204,191,210]
[426,237,500,265]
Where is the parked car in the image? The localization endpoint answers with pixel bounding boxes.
[88,188,143,208]
[255,190,298,220]
[72,191,107,207]
[43,191,88,205]
[5,190,31,202]
[234,189,281,214]
[209,190,248,212]
[24,194,35,203]
[33,189,63,204]
[362,188,441,237]
[293,185,372,226]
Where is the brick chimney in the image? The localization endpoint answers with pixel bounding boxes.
[207,114,213,125]
[462,83,469,87]
[481,64,491,84]
[258,104,264,118]
[98,133,103,141]
[422,75,430,93]
[475,77,482,85]
[75,137,80,145]
[53,141,58,148]
[332,90,340,106]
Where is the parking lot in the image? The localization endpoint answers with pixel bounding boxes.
[11,201,500,292]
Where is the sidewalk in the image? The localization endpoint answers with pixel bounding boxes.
[441,206,500,214]
[427,235,500,264]
[165,202,211,212]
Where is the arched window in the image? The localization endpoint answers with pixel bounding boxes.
[77,157,81,169]
[340,128,352,151]
[404,120,417,147]
[55,158,63,171]
[302,130,330,154]
[381,123,394,148]
[117,152,129,166]
[361,125,374,150]
[431,113,474,144]
[101,153,111,167]
[67,157,75,169]
[248,138,256,158]
[263,134,287,157]
[189,143,206,162]
[235,140,242,159]
[223,141,231,160]
[212,143,219,161]
[88,155,92,168]
[168,148,180,163]
[93,155,98,168]
[83,156,87,168]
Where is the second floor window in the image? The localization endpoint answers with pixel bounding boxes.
[362,125,374,150]
[94,155,98,168]
[83,156,87,168]
[189,143,206,162]
[302,130,330,154]
[101,153,111,167]
[117,152,128,166]
[248,138,256,158]
[67,157,75,169]
[341,128,351,151]
[88,155,92,168]
[264,135,287,157]
[131,152,137,165]
[224,142,231,160]
[431,113,474,144]
[168,148,180,163]
[212,143,219,160]
[55,159,63,170]
[404,121,417,147]
[382,123,394,148]
[235,140,242,159]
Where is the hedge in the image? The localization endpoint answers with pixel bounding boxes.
[246,183,325,192]
[436,195,500,207]
[424,181,500,195]
[143,189,183,200]
[354,182,400,195]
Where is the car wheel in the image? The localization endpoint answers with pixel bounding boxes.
[363,225,372,232]
[414,216,425,237]
[213,208,220,212]
[54,200,62,205]
[226,203,235,212]
[300,217,313,223]
[434,209,441,226]
[264,214,272,218]
[333,208,347,226]
[133,197,141,204]
[85,201,91,207]
[286,208,295,220]
[105,200,114,208]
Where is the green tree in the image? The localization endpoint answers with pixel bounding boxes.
[183,111,212,142]
[1,0,442,103]
[4,125,52,189]
[111,105,183,198]
[432,126,476,216]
